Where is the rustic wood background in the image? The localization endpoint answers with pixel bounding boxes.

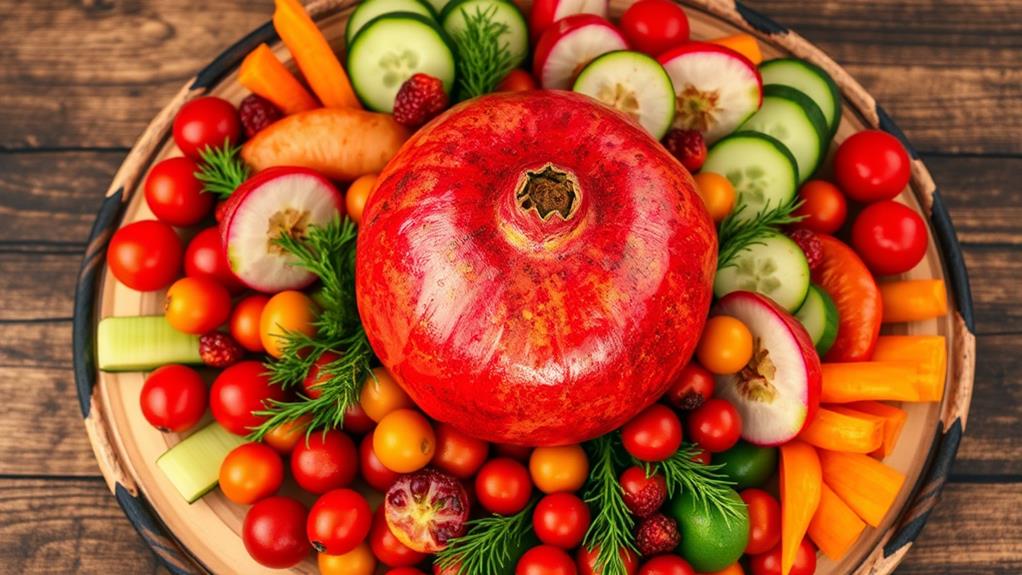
[0,0,1019,573]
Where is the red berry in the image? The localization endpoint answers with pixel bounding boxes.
[200,332,245,368]
[634,513,680,556]
[787,228,823,273]
[239,94,284,138]
[620,466,667,518]
[662,129,707,173]
[393,74,448,127]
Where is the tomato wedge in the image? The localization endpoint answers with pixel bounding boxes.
[812,235,882,362]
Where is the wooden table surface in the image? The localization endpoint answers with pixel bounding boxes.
[1,0,1019,573]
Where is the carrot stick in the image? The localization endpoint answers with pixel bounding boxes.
[780,441,821,575]
[819,449,905,527]
[872,335,947,402]
[239,44,319,115]
[808,483,866,561]
[798,407,884,454]
[708,34,763,65]
[841,401,908,459]
[273,0,361,109]
[880,279,948,323]
[820,361,923,403]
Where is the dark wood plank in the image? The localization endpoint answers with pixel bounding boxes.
[926,156,1022,246]
[0,253,77,321]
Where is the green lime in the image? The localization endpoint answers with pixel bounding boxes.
[667,487,750,572]
[713,440,778,489]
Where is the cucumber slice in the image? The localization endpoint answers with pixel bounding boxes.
[714,231,810,312]
[97,316,201,372]
[347,13,457,113]
[442,0,528,68]
[795,284,839,356]
[423,0,452,14]
[346,0,436,45]
[572,50,676,139]
[760,58,842,138]
[156,422,246,503]
[703,132,798,223]
[739,84,829,183]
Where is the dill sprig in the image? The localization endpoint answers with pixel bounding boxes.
[641,443,744,526]
[435,500,537,574]
[717,198,803,270]
[450,5,515,101]
[582,434,637,575]
[195,139,250,198]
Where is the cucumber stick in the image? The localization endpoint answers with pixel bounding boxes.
[157,422,246,503]
[714,231,810,312]
[739,84,829,183]
[760,58,842,137]
[795,284,839,355]
[97,316,201,372]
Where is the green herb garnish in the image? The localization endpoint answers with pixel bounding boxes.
[436,500,537,574]
[582,434,637,575]
[195,139,250,198]
[642,444,744,525]
[716,198,803,270]
[450,6,515,100]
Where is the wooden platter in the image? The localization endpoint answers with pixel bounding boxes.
[71,0,976,573]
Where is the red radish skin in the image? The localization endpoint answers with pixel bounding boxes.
[533,14,629,90]
[356,91,716,446]
[530,0,609,43]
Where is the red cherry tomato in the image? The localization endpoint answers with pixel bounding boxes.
[475,457,533,515]
[185,226,245,293]
[619,0,690,56]
[813,234,882,362]
[690,449,712,465]
[230,294,269,352]
[360,431,401,492]
[533,493,591,549]
[517,545,578,575]
[343,402,376,435]
[164,276,232,335]
[496,443,533,461]
[209,360,287,436]
[291,429,359,494]
[748,537,817,575]
[834,130,911,203]
[638,555,696,575]
[741,488,781,555]
[496,69,538,92]
[577,546,638,575]
[242,496,310,568]
[144,157,213,227]
[665,362,715,411]
[304,351,341,399]
[850,200,928,276]
[387,569,427,575]
[219,442,284,505]
[107,220,182,291]
[687,399,742,453]
[307,488,373,555]
[621,404,683,462]
[369,507,427,567]
[793,180,848,234]
[139,365,207,432]
[433,422,490,479]
[173,96,241,159]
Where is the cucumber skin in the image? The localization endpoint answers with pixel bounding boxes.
[760,58,842,138]
[97,316,201,372]
[795,284,839,356]
[745,84,829,182]
[345,0,437,44]
[156,422,246,504]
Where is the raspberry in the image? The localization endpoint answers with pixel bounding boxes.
[620,466,668,518]
[393,74,448,127]
[200,332,244,368]
[788,228,824,273]
[238,94,283,138]
[635,513,681,556]
[662,129,707,173]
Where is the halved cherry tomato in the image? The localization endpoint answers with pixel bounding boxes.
[530,444,589,493]
[369,507,427,567]
[496,69,538,92]
[812,234,882,361]
[433,422,489,479]
[741,488,781,555]
[107,220,182,291]
[219,442,284,504]
[347,174,378,224]
[230,294,269,353]
[145,157,213,227]
[793,180,847,234]
[165,276,231,335]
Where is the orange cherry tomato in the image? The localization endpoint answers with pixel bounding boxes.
[433,422,489,479]
[693,172,736,222]
[529,445,589,494]
[702,564,745,575]
[496,69,538,92]
[696,316,753,375]
[373,409,435,473]
[230,294,270,353]
[262,414,312,455]
[164,276,231,334]
[359,368,414,422]
[259,290,317,358]
[318,543,376,575]
[219,442,284,504]
[793,180,848,234]
[347,174,378,225]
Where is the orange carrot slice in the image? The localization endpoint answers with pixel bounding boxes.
[872,335,947,402]
[820,449,905,527]
[709,34,763,65]
[808,483,866,561]
[820,361,923,403]
[780,441,821,575]
[798,407,884,454]
[274,0,361,109]
[239,44,319,115]
[842,401,908,459]
[880,279,948,323]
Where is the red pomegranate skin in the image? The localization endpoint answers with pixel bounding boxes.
[356,91,716,446]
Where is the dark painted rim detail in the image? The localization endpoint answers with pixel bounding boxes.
[734,0,789,35]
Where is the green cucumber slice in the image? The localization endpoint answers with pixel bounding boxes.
[572,50,676,139]
[423,0,452,14]
[703,132,799,223]
[346,0,436,45]
[441,0,528,69]
[739,84,829,183]
[760,58,842,138]
[347,13,457,113]
[97,316,201,372]
[714,231,810,312]
[795,283,839,356]
[156,422,246,503]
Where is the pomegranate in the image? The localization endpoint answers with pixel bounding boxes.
[356,91,716,445]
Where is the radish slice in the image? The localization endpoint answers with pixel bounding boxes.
[221,167,344,293]
[529,0,609,42]
[533,14,628,90]
[573,50,675,139]
[712,291,821,446]
[658,42,762,144]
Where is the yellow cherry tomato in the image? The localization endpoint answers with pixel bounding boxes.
[693,172,737,222]
[529,444,589,494]
[696,316,754,375]
[259,290,317,358]
[359,367,413,422]
[373,408,436,473]
[346,174,378,225]
[317,543,376,575]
